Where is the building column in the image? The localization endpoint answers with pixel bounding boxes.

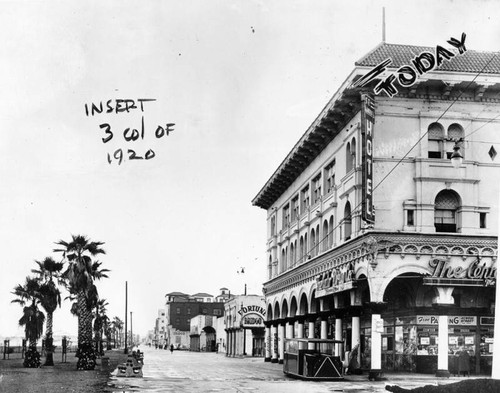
[271,324,278,363]
[335,317,342,357]
[435,287,454,378]
[308,320,315,350]
[297,319,305,349]
[320,318,328,339]
[264,325,271,362]
[352,314,361,370]
[370,314,382,376]
[278,323,285,364]
[286,320,294,340]
[226,331,230,357]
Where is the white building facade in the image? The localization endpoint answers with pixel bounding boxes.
[253,42,500,378]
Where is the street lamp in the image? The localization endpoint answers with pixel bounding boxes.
[450,140,463,169]
[451,143,500,379]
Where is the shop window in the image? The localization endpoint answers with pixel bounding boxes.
[434,190,461,233]
[427,122,445,158]
[480,212,487,228]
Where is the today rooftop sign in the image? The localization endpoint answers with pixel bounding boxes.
[353,33,467,97]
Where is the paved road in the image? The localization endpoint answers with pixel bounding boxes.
[106,347,480,393]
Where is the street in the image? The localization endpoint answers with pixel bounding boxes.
[106,347,472,393]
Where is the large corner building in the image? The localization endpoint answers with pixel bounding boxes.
[252,41,499,377]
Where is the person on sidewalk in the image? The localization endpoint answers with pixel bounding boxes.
[170,344,174,354]
[457,347,470,377]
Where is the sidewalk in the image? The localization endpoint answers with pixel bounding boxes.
[0,349,128,393]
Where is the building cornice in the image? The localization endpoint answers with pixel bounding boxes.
[263,231,497,297]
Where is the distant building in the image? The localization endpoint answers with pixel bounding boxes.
[164,291,225,349]
[189,315,216,352]
[153,309,167,348]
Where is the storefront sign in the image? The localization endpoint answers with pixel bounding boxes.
[361,93,375,223]
[238,305,266,317]
[417,315,477,326]
[316,265,356,297]
[241,313,264,328]
[239,305,265,328]
[425,258,496,286]
[480,317,495,326]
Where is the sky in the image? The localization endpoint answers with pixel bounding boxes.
[0,0,499,341]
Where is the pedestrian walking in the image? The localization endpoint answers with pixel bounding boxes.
[170,344,174,354]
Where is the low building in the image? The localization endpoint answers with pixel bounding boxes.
[225,295,266,357]
[164,291,225,350]
[190,315,217,352]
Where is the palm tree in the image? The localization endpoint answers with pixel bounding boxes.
[55,234,109,370]
[112,316,124,348]
[11,277,45,368]
[32,257,64,366]
[93,298,109,356]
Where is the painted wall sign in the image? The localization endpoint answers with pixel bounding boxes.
[416,315,477,326]
[241,312,264,328]
[426,258,496,286]
[238,305,266,317]
[361,93,375,223]
[353,33,467,97]
[316,264,356,297]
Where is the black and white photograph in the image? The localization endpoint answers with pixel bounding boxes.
[0,1,499,392]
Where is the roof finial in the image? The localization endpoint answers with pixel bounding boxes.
[382,7,386,42]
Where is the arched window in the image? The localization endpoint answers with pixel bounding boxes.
[344,202,352,240]
[281,249,286,273]
[310,228,316,257]
[268,255,273,279]
[447,123,465,159]
[290,242,295,267]
[434,190,461,233]
[304,233,308,260]
[322,220,329,252]
[428,122,445,158]
[351,137,357,169]
[346,142,353,172]
[328,216,334,248]
[299,236,304,262]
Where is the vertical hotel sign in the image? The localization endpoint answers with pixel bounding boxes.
[361,93,375,223]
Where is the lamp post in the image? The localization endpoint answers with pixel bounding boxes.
[451,142,499,379]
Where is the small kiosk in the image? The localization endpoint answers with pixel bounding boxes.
[283,338,345,380]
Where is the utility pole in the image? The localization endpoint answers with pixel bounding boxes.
[124,281,128,354]
[130,311,133,349]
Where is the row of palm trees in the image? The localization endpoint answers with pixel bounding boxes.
[11,234,124,370]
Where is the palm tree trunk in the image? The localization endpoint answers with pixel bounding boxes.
[44,312,54,366]
[76,291,96,370]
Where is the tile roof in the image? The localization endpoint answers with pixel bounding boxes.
[355,42,500,74]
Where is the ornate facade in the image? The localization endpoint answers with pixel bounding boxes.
[252,41,500,377]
